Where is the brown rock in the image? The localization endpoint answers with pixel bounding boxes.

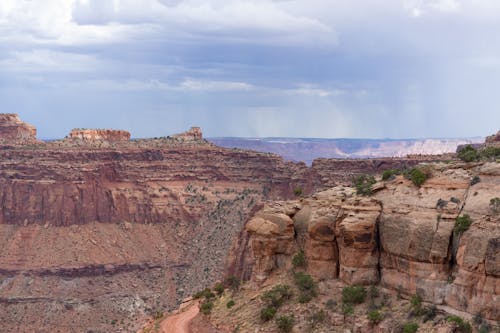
[0,113,37,142]
[68,128,131,142]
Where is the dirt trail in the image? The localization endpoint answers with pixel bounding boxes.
[160,301,199,333]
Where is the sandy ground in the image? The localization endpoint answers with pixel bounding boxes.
[161,301,200,333]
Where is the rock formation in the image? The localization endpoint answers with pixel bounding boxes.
[226,162,500,321]
[68,128,131,142]
[172,126,203,141]
[485,130,500,146]
[0,113,37,142]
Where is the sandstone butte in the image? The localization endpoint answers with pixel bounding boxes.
[0,114,497,332]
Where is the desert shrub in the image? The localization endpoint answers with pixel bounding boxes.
[260,306,277,322]
[454,214,472,236]
[410,294,423,316]
[478,323,491,333]
[194,288,215,300]
[294,187,303,197]
[298,293,313,303]
[214,282,225,295]
[226,300,235,309]
[308,310,325,328]
[276,315,294,332]
[408,167,428,187]
[225,276,240,290]
[471,176,481,185]
[367,310,383,324]
[447,315,472,333]
[422,305,437,322]
[382,169,400,181]
[458,145,479,162]
[490,197,500,214]
[353,174,376,196]
[403,322,419,333]
[261,285,292,308]
[293,272,316,292]
[200,301,214,315]
[294,272,317,302]
[342,285,367,305]
[480,146,500,160]
[292,250,306,268]
[342,303,354,317]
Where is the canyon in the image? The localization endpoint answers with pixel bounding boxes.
[0,114,496,332]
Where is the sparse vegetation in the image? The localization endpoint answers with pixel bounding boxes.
[226,300,235,309]
[480,146,500,160]
[308,310,325,328]
[276,315,294,332]
[410,294,423,316]
[382,169,400,181]
[353,174,376,196]
[260,306,277,322]
[194,288,215,300]
[294,187,303,197]
[458,145,479,162]
[214,282,225,295]
[200,301,214,315]
[291,250,306,268]
[408,167,429,187]
[261,284,293,308]
[225,276,241,291]
[490,197,500,214]
[403,322,419,333]
[422,305,437,322]
[367,309,383,325]
[454,214,472,236]
[447,315,472,333]
[342,285,367,305]
[293,272,317,302]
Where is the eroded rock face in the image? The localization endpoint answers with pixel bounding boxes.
[227,187,383,285]
[0,114,37,142]
[173,127,203,141]
[444,162,500,320]
[68,128,131,142]
[227,162,500,321]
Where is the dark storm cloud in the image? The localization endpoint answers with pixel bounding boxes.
[0,0,499,139]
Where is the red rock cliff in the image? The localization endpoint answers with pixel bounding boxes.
[0,113,37,142]
[68,128,131,142]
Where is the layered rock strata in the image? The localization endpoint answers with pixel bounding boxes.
[0,114,37,142]
[68,128,131,142]
[227,162,500,321]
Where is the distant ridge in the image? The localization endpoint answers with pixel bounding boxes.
[208,136,484,164]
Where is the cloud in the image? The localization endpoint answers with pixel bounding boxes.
[0,49,101,72]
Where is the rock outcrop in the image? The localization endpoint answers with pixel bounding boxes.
[226,162,500,321]
[485,130,500,147]
[68,128,131,142]
[173,127,203,141]
[0,114,37,142]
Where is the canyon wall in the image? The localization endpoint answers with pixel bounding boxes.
[226,162,500,321]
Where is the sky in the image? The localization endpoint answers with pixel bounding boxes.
[0,0,499,139]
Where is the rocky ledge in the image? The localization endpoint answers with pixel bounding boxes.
[226,161,500,321]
